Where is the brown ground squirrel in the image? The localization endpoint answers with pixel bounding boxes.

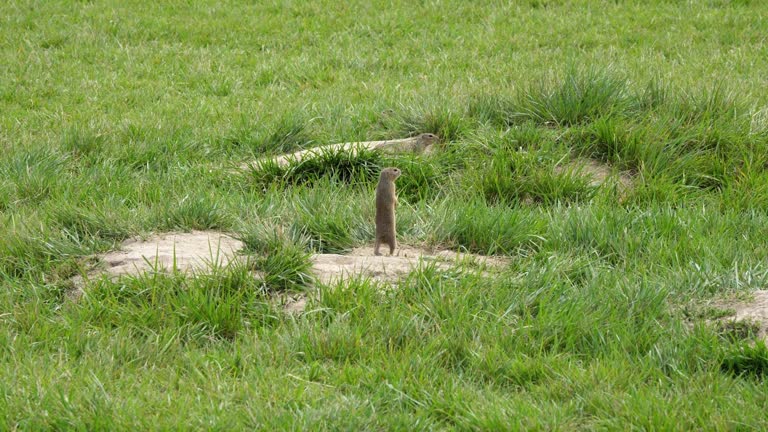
[374,167,401,256]
[374,133,439,154]
[245,133,440,170]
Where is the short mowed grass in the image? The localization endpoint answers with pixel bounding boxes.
[3,0,768,429]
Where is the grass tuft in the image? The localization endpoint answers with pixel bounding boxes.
[432,198,545,255]
[253,113,316,155]
[290,186,367,253]
[158,195,231,231]
[50,204,131,242]
[60,126,107,163]
[76,262,276,342]
[239,223,315,292]
[471,68,632,128]
[468,94,517,127]
[377,105,469,142]
[0,224,88,280]
[382,153,443,202]
[720,341,768,378]
[716,320,761,342]
[3,147,66,204]
[515,67,630,126]
[247,146,382,188]
[474,149,595,205]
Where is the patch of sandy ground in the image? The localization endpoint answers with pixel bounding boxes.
[72,231,508,313]
[99,231,245,276]
[82,233,768,326]
[555,158,634,191]
[311,245,507,285]
[719,290,768,341]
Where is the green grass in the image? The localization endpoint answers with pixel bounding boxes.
[3,0,768,429]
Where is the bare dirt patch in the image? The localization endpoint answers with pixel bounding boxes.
[68,231,245,301]
[79,233,505,283]
[285,245,508,314]
[282,294,309,315]
[312,245,508,285]
[555,158,633,190]
[73,231,508,313]
[716,290,768,341]
[97,231,245,277]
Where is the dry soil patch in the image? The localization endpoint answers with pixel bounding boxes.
[287,245,508,314]
[718,290,768,341]
[311,245,507,285]
[80,232,505,283]
[74,231,508,313]
[555,158,633,190]
[98,231,245,276]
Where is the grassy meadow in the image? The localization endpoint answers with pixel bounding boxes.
[3,0,768,429]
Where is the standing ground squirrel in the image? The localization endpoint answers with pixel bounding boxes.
[374,167,401,256]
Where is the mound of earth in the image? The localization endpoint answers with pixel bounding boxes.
[72,231,507,311]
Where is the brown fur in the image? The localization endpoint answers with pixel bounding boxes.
[374,133,439,154]
[374,167,401,256]
[413,133,439,153]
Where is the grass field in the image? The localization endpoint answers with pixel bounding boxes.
[3,0,768,429]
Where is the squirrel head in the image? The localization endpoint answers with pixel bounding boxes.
[380,167,401,181]
[416,133,440,148]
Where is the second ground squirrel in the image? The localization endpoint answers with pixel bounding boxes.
[374,133,439,154]
[374,167,401,256]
